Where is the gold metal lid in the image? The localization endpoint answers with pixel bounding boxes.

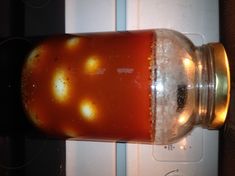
[209,43,230,129]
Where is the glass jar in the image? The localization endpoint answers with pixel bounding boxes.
[21,29,230,144]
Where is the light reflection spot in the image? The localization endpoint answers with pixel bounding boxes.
[183,57,192,67]
[26,46,43,68]
[80,100,97,120]
[28,110,43,127]
[52,69,69,102]
[85,57,100,74]
[66,37,80,49]
[64,128,78,138]
[156,82,164,92]
[178,114,188,125]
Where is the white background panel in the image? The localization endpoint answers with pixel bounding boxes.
[66,141,116,176]
[126,0,219,43]
[66,0,116,33]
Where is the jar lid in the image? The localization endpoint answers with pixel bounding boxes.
[209,43,230,129]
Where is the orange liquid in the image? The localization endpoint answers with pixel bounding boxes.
[21,31,155,142]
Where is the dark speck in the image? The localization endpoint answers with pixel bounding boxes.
[177,84,187,112]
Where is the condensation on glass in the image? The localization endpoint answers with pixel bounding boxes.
[21,29,230,144]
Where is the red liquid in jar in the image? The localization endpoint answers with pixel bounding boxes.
[21,31,155,142]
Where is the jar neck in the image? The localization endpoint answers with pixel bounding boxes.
[195,45,215,129]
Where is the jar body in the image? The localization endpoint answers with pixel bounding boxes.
[22,31,155,142]
[21,29,229,144]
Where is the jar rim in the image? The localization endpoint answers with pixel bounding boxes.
[208,43,230,129]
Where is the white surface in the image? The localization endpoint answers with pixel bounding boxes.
[65,1,117,176]
[65,0,116,33]
[66,141,116,176]
[126,0,219,175]
[153,128,203,162]
[127,129,218,176]
[126,0,219,43]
